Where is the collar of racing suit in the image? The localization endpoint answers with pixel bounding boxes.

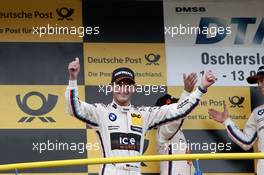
[111,100,132,113]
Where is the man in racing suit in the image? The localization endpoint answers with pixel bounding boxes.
[156,73,197,175]
[65,57,216,175]
[208,66,264,175]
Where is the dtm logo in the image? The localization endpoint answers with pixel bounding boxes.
[145,53,160,65]
[16,92,58,123]
[109,113,117,122]
[56,7,74,20]
[196,17,264,44]
[175,7,206,13]
[229,96,245,108]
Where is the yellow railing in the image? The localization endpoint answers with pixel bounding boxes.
[0,153,263,171]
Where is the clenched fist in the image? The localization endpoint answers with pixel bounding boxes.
[201,70,216,89]
[68,57,80,80]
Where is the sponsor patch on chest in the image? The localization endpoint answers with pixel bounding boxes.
[110,132,141,152]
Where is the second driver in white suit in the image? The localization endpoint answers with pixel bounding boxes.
[156,73,197,175]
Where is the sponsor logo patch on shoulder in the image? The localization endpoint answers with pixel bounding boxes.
[131,113,142,126]
[131,113,143,133]
[258,109,264,116]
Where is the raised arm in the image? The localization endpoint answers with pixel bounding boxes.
[146,70,216,130]
[208,104,257,150]
[65,57,99,128]
[178,72,197,102]
[158,72,197,141]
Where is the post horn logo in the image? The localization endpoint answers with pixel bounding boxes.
[145,53,160,65]
[56,7,74,20]
[16,92,58,123]
[229,96,245,108]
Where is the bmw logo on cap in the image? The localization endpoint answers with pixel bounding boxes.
[109,113,117,121]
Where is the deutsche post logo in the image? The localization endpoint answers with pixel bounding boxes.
[16,92,58,123]
[229,96,244,108]
[145,53,160,65]
[56,7,74,20]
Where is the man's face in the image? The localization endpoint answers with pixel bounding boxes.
[258,77,264,95]
[112,80,135,105]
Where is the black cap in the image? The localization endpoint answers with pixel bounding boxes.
[111,67,135,84]
[247,66,264,84]
[155,94,179,106]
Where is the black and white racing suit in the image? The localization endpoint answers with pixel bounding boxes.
[157,90,195,175]
[224,104,264,175]
[65,80,206,175]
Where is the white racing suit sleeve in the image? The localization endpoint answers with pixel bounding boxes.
[65,80,99,128]
[158,90,191,141]
[224,111,258,151]
[178,90,191,103]
[145,87,206,130]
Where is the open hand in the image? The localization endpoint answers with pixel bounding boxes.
[208,103,229,123]
[183,72,197,93]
